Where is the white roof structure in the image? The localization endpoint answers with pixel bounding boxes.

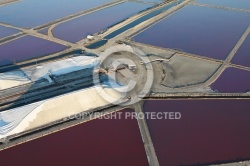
[0,70,31,90]
[45,56,99,76]
[0,56,100,90]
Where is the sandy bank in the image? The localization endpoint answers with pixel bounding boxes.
[0,85,123,139]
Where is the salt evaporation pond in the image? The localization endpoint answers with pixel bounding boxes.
[133,5,250,60]
[87,1,183,49]
[0,109,148,166]
[144,99,250,166]
[0,36,67,66]
[0,0,114,28]
[0,26,20,39]
[197,0,250,10]
[211,67,250,93]
[232,34,250,68]
[53,2,152,43]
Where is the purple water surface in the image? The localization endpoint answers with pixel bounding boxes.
[0,109,148,166]
[232,34,250,68]
[211,67,250,93]
[0,26,20,39]
[0,0,114,28]
[134,5,250,60]
[144,99,250,166]
[53,2,152,43]
[38,28,49,35]
[0,36,67,66]
[142,0,163,3]
[197,0,250,10]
